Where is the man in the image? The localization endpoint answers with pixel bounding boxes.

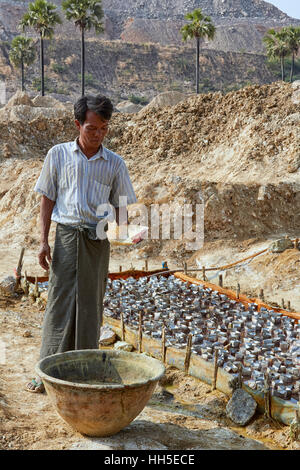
[26,95,137,392]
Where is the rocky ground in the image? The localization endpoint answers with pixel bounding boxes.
[0,294,299,451]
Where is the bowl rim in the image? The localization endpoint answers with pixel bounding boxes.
[35,349,166,391]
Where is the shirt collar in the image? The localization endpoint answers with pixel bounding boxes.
[73,138,108,161]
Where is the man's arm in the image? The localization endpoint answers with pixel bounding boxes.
[38,195,55,271]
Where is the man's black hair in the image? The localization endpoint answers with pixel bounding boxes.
[74,95,114,124]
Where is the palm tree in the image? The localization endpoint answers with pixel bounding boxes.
[20,0,62,96]
[263,29,290,82]
[9,36,36,91]
[282,26,300,82]
[62,0,104,96]
[181,8,216,94]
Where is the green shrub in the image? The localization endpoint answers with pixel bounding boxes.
[128,95,149,105]
[51,62,65,74]
[77,72,95,86]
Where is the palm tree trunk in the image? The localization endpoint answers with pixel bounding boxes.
[290,51,295,83]
[196,36,200,94]
[40,32,44,96]
[81,27,85,96]
[21,58,25,92]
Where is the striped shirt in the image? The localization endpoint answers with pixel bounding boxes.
[34,138,137,226]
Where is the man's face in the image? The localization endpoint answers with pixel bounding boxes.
[75,110,109,151]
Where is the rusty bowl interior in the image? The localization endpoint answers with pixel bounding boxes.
[36,349,165,437]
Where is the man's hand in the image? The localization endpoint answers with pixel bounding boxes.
[38,242,52,271]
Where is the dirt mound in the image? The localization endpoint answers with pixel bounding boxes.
[0,93,76,160]
[108,81,300,185]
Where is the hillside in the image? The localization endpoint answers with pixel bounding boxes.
[0,38,280,104]
[0,0,299,53]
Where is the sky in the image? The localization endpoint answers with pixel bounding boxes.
[266,0,300,19]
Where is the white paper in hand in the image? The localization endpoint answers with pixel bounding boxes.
[106,222,148,246]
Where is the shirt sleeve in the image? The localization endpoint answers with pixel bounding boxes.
[109,161,137,208]
[34,148,57,201]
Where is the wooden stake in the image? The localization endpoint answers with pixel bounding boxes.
[263,372,272,419]
[145,259,148,271]
[202,266,206,281]
[290,395,300,441]
[119,265,122,272]
[259,289,264,301]
[288,301,291,311]
[218,274,223,287]
[212,348,219,390]
[161,323,166,364]
[15,247,25,290]
[121,312,125,341]
[237,362,243,389]
[184,334,192,374]
[138,311,143,353]
[236,283,240,299]
[34,276,39,298]
[184,262,187,275]
[24,271,29,296]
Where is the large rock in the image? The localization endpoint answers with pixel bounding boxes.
[0,276,16,295]
[226,389,257,426]
[292,80,300,105]
[139,91,187,115]
[6,91,34,108]
[116,100,144,113]
[114,341,133,352]
[32,95,65,109]
[270,238,294,253]
[99,325,117,346]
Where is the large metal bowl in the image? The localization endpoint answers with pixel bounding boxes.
[36,349,165,437]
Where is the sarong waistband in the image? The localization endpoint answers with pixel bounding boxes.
[57,222,108,241]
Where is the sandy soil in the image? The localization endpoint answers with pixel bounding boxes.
[0,294,299,451]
